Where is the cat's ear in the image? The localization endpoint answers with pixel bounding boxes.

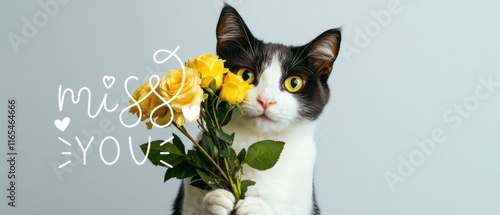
[216,5,255,56]
[305,29,341,82]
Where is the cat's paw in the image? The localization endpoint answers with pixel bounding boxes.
[234,197,273,215]
[202,189,236,215]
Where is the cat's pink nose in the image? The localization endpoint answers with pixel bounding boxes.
[258,98,276,110]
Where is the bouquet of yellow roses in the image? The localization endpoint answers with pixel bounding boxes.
[129,54,284,201]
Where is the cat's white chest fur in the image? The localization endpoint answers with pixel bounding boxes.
[181,122,317,215]
[230,122,317,214]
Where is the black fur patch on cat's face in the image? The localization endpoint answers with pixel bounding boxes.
[216,5,341,121]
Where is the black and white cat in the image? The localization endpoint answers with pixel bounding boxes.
[173,5,341,215]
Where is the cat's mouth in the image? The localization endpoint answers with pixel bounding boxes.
[243,111,276,122]
[258,113,274,121]
[239,105,279,124]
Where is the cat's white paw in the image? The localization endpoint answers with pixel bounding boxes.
[202,189,236,215]
[235,197,273,215]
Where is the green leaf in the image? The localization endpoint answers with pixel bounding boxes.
[172,133,185,155]
[196,169,220,190]
[164,161,197,182]
[140,140,185,168]
[237,148,246,164]
[189,174,211,191]
[231,165,241,178]
[217,101,234,127]
[214,128,234,145]
[208,79,217,93]
[244,140,285,171]
[202,79,217,96]
[230,148,237,160]
[220,148,231,158]
[200,133,215,158]
[240,180,256,199]
[187,150,204,168]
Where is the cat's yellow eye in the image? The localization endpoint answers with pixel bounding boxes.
[284,76,303,93]
[236,68,255,84]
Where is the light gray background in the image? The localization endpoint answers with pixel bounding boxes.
[1,0,499,214]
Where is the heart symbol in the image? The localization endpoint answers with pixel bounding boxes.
[182,105,200,122]
[103,76,115,89]
[54,117,71,132]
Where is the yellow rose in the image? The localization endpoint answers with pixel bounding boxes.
[129,81,167,120]
[155,110,188,128]
[220,72,254,104]
[158,67,204,126]
[129,81,168,129]
[187,54,229,90]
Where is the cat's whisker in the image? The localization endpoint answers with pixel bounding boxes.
[290,42,313,68]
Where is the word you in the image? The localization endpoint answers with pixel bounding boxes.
[57,136,173,168]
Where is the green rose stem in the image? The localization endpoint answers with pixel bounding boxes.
[225,158,241,201]
[176,124,242,201]
[210,100,242,201]
[175,125,230,182]
[214,130,241,202]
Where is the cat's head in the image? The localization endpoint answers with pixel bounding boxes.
[216,6,341,133]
